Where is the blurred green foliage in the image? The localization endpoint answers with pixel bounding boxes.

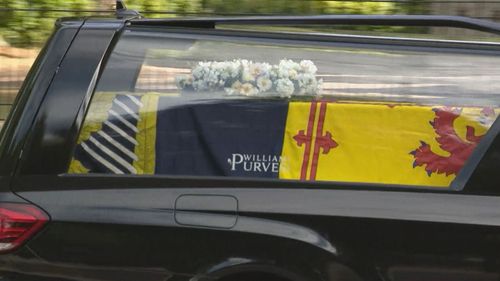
[202,0,326,14]
[0,0,95,47]
[322,0,426,15]
[323,1,395,14]
[201,0,402,15]
[0,0,427,47]
[128,0,201,16]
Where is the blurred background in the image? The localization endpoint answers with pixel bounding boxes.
[0,0,499,125]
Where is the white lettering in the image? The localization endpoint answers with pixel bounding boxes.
[229,153,281,174]
[272,162,279,173]
[231,154,243,171]
[254,162,262,172]
[244,162,253,171]
[262,162,271,172]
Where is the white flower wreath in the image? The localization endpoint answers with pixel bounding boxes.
[176,59,323,98]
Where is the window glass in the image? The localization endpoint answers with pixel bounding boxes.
[68,27,500,188]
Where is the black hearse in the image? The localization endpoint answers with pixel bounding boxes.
[1,2,500,281]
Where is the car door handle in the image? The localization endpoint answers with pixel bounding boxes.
[174,194,238,229]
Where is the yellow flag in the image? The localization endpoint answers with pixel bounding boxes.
[280,101,498,187]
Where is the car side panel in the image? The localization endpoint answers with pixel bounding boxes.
[4,186,499,281]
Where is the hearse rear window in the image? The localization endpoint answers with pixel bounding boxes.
[68,27,500,188]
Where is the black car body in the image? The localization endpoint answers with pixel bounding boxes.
[0,9,500,281]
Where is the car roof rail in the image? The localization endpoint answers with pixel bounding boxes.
[131,15,500,35]
[116,0,141,19]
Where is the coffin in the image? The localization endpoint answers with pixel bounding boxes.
[69,92,498,188]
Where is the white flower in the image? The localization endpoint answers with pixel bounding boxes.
[300,60,318,74]
[256,77,272,92]
[240,83,258,96]
[277,60,291,78]
[224,81,243,95]
[275,78,295,97]
[232,81,242,90]
[192,80,208,91]
[219,64,232,80]
[175,75,192,89]
[297,73,315,87]
[316,78,323,93]
[296,73,322,95]
[277,59,301,79]
[269,66,279,79]
[191,65,205,79]
[206,70,219,86]
[242,67,255,82]
[249,63,270,77]
[229,61,241,78]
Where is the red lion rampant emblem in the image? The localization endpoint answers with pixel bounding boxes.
[410,107,494,176]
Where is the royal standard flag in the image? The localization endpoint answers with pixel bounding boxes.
[70,93,498,188]
[280,101,497,187]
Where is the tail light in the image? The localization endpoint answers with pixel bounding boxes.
[0,203,49,253]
